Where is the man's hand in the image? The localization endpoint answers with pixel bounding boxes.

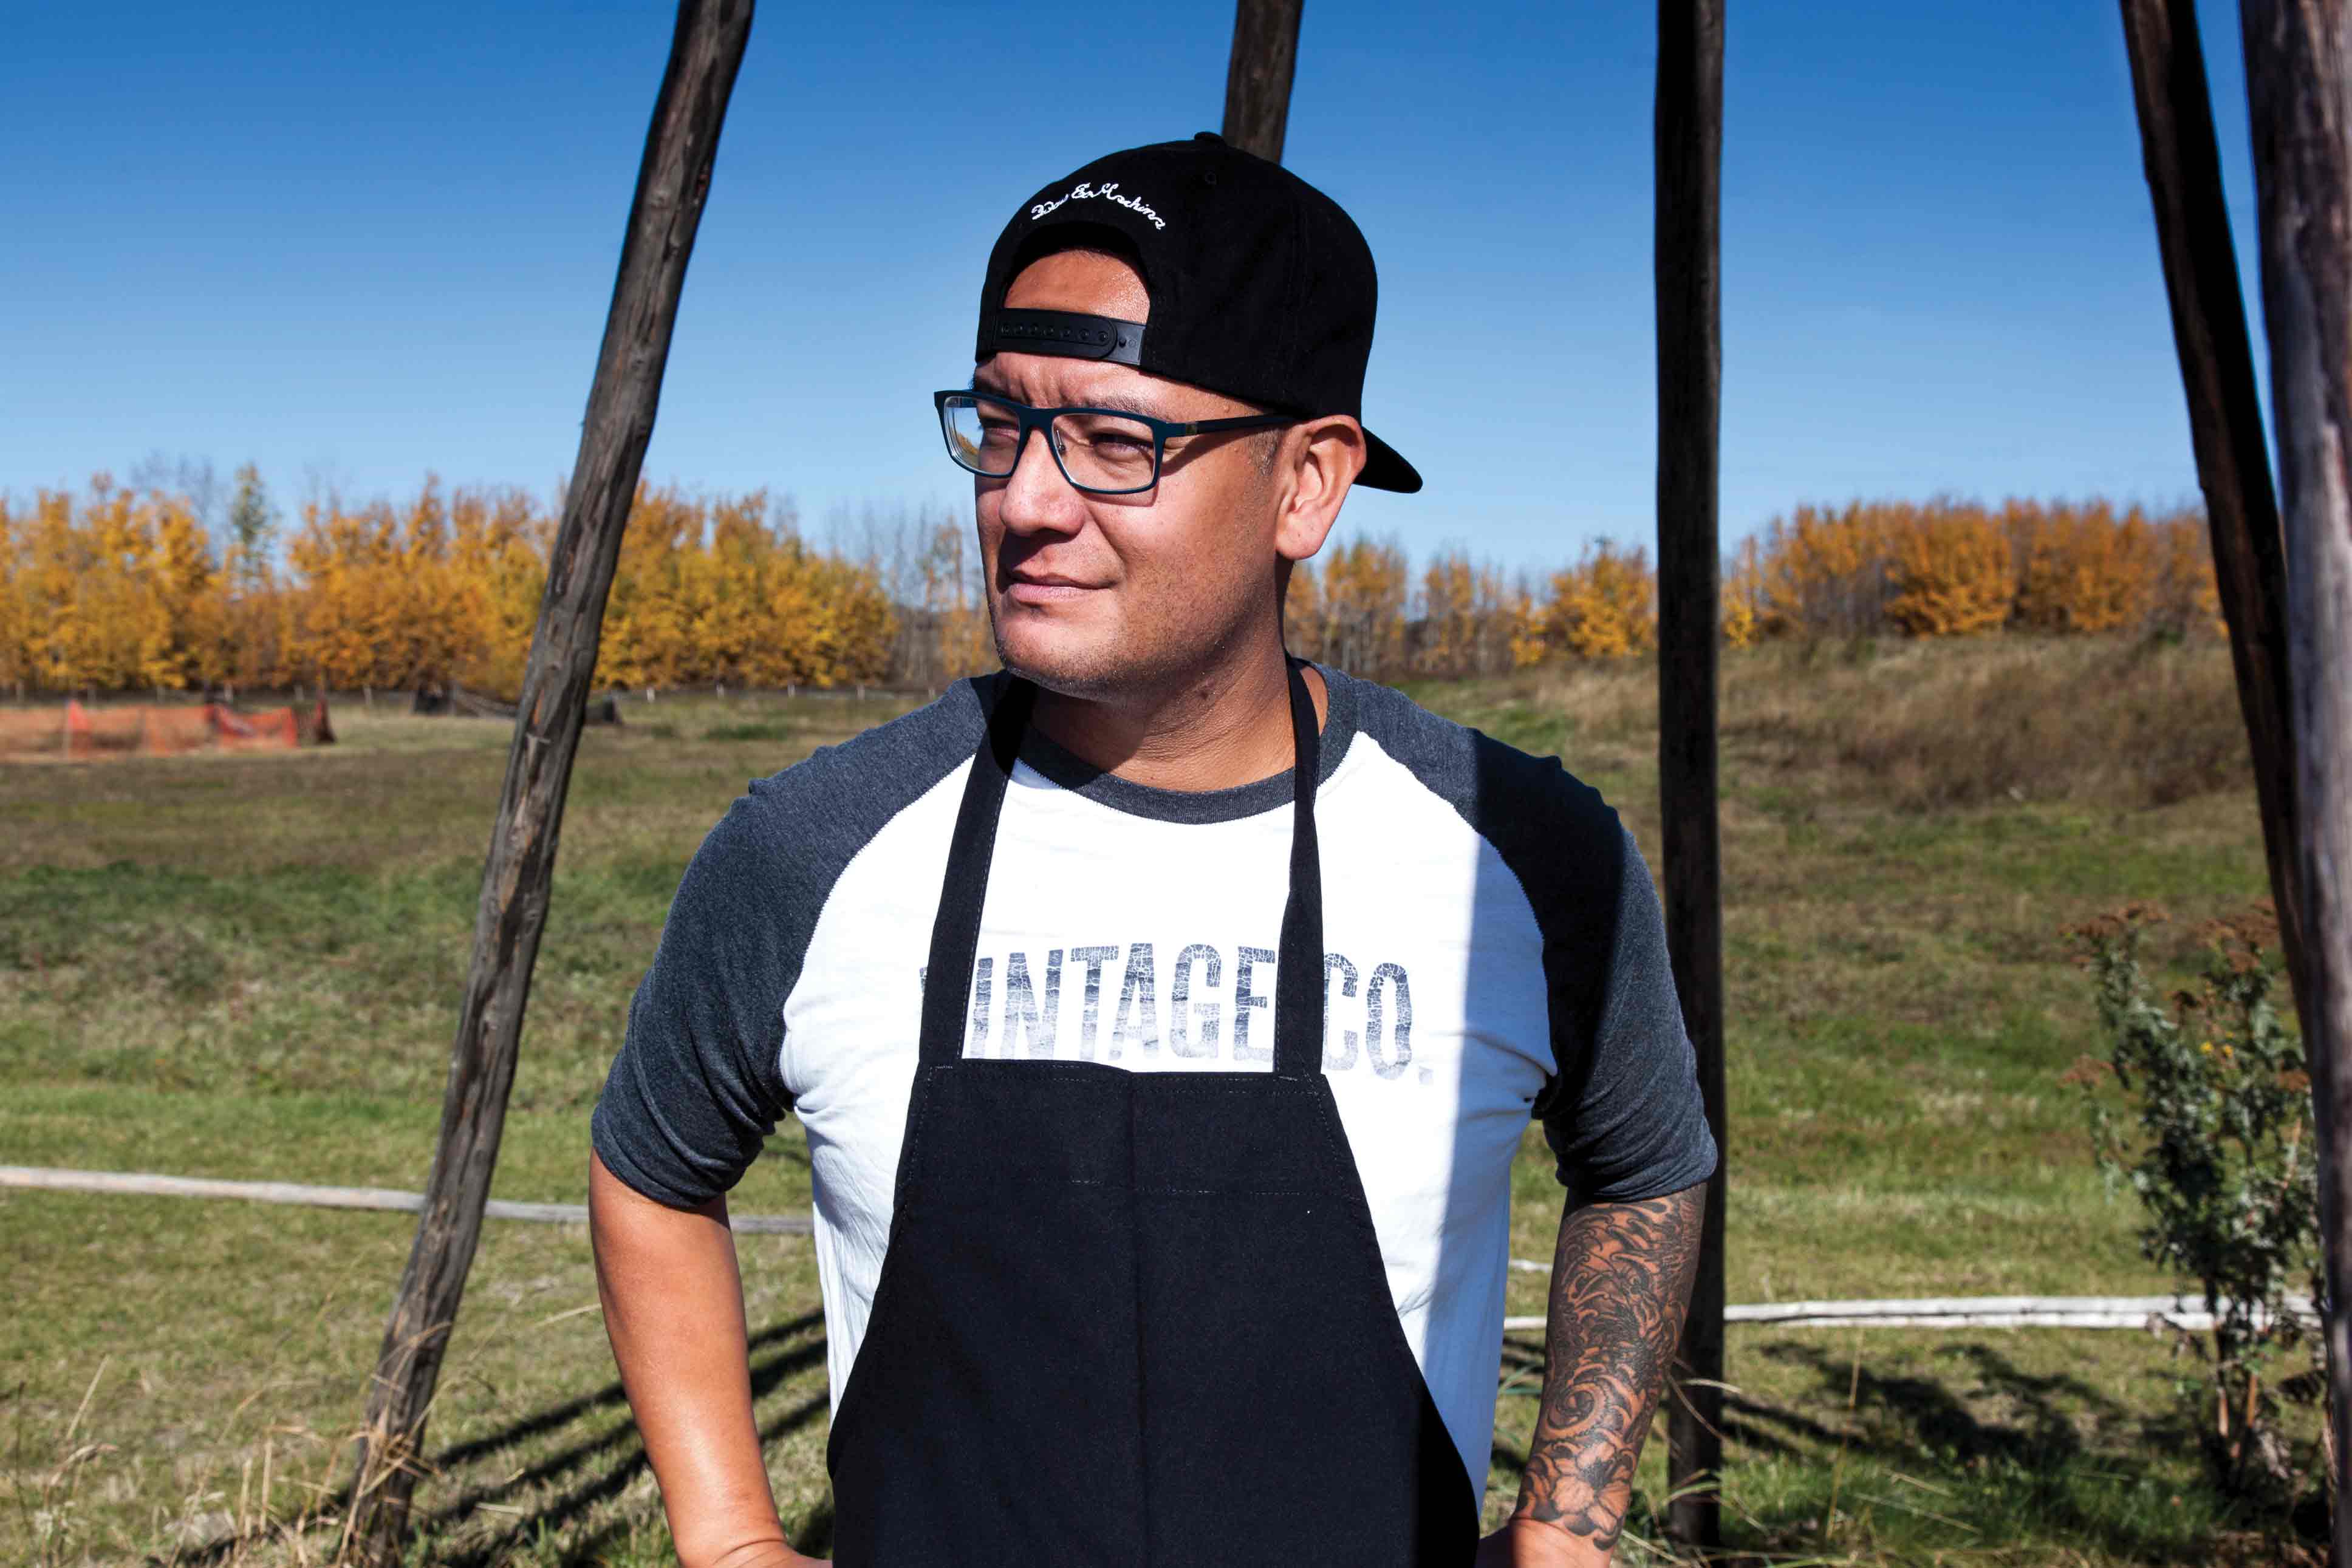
[1500,1184,1706,1561]
[697,1544,828,1568]
[1475,1515,1612,1566]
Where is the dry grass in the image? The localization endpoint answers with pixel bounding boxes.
[1721,636,2248,811]
[1465,632,2252,814]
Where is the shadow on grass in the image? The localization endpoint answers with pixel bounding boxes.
[177,1323,2299,1564]
[178,1308,834,1568]
[1723,1336,2218,1560]
[1499,1331,2294,1563]
[433,1306,833,1567]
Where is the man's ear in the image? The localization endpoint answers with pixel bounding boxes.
[1273,414,1367,566]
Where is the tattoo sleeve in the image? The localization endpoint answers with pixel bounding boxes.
[1509,1183,1706,1552]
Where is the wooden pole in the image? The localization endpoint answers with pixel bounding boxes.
[1222,0,1304,163]
[2242,0,2352,1547]
[1655,0,1726,1548]
[338,4,753,1561]
[2119,0,2309,1017]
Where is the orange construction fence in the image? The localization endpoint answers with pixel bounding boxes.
[0,699,335,762]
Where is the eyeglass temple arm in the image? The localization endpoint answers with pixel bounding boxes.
[1172,412,1299,436]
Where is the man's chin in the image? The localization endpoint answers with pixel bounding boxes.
[993,622,1138,699]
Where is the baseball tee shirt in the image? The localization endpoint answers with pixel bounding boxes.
[592,664,1717,1499]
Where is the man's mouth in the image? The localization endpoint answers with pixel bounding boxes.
[1005,572,1102,605]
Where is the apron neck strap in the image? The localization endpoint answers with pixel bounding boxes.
[919,676,1036,1066]
[918,664,1328,1076]
[1270,660,1326,1079]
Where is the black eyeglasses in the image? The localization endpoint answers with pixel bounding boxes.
[933,389,1297,496]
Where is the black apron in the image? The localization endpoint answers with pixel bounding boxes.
[827,664,1477,1567]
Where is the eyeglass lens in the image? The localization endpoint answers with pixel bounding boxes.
[940,394,1159,494]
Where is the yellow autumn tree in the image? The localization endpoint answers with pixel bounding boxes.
[1307,536,1409,674]
[55,479,185,691]
[1410,551,1519,678]
[0,497,36,697]
[1506,579,1549,668]
[2147,509,2223,639]
[1465,561,1522,675]
[217,463,285,690]
[1884,501,2011,637]
[1416,553,1477,678]
[594,487,705,690]
[1283,557,1323,660]
[765,542,898,687]
[395,481,489,688]
[1544,540,1656,660]
[589,486,900,692]
[700,495,897,689]
[910,520,993,684]
[449,488,548,694]
[287,499,407,689]
[2010,499,2156,633]
[16,491,78,689]
[1721,536,1765,649]
[1756,502,1891,639]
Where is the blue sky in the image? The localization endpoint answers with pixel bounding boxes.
[2,1,2265,571]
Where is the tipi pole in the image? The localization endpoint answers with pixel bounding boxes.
[2241,0,2352,1548]
[338,4,754,1561]
[2119,0,2308,1011]
[1655,0,1727,1549]
[1222,0,1304,162]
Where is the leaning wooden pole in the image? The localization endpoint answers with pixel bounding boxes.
[2119,0,2309,1017]
[1655,0,1727,1548]
[1222,0,1304,162]
[2243,0,2352,1546]
[338,4,753,1561]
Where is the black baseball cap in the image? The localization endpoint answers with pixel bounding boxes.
[973,131,1421,494]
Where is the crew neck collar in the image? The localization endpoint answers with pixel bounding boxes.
[1008,662,1359,826]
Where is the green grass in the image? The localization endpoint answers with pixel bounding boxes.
[0,642,2319,1564]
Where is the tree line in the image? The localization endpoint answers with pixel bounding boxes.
[1288,496,2219,677]
[0,474,2220,699]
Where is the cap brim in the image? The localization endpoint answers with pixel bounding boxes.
[1359,428,1422,494]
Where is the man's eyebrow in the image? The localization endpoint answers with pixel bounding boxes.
[1076,389,1167,418]
[963,374,1172,421]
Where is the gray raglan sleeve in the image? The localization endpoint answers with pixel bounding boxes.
[1534,823,1718,1205]
[591,797,796,1210]
[1341,673,1718,1208]
[588,677,995,1210]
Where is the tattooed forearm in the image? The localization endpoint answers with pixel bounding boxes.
[1510,1183,1706,1553]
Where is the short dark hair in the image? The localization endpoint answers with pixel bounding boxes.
[1004,223,1150,295]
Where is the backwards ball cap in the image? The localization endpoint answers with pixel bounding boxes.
[974,132,1421,494]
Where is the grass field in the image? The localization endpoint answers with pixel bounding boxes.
[0,635,2320,1564]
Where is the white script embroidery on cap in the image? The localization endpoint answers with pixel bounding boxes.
[1029,181,1167,231]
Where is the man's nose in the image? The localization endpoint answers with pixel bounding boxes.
[997,423,1085,534]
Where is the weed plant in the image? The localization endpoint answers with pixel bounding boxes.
[2065,903,2323,1511]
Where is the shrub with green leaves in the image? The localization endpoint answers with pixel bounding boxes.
[2062,903,2319,1496]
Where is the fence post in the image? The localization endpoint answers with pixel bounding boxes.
[2241,0,2352,1548]
[1222,0,1304,163]
[1656,0,1726,1548]
[337,5,754,1562]
[2118,0,2308,1012]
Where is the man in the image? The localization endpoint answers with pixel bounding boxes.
[589,132,1715,1568]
